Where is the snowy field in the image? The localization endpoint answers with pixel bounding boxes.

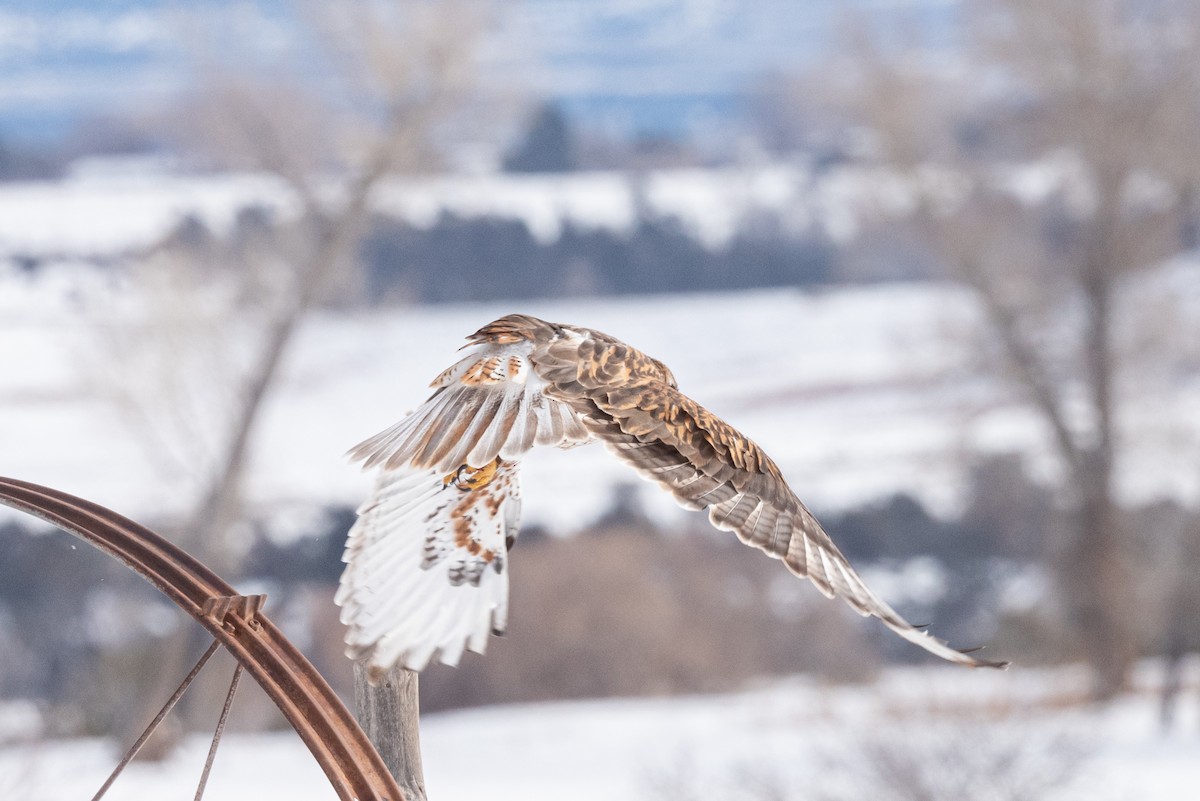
[0,158,1086,258]
[2,661,1198,801]
[0,161,919,257]
[3,257,1200,536]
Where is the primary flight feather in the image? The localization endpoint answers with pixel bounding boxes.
[339,314,1008,679]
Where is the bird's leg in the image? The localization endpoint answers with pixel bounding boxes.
[443,456,502,491]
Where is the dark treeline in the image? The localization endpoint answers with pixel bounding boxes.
[359,212,835,303]
[70,202,869,309]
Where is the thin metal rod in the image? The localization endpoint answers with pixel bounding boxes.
[193,662,244,801]
[92,639,222,801]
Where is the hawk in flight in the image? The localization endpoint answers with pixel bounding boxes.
[339,314,1007,678]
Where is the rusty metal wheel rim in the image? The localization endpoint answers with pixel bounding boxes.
[0,476,403,801]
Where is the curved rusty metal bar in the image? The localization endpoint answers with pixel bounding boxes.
[0,476,403,801]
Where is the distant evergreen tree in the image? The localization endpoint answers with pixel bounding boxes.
[503,102,577,173]
[359,211,837,304]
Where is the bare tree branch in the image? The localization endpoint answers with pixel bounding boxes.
[818,0,1200,698]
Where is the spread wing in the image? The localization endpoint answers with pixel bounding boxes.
[532,330,1007,670]
[342,313,1006,674]
[348,335,590,475]
[341,317,580,677]
[337,461,521,677]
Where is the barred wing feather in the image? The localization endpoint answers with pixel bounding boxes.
[348,340,589,474]
[341,337,584,677]
[337,462,521,677]
[576,382,1008,669]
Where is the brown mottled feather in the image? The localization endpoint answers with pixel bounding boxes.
[346,313,1008,673]
[515,316,1005,669]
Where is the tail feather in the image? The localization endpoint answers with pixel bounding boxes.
[338,463,520,678]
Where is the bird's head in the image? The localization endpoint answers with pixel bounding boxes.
[651,357,678,388]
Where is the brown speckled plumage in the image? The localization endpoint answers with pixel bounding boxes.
[339,314,1008,675]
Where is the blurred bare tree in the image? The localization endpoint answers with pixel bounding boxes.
[88,0,489,566]
[1149,508,1200,730]
[172,0,487,562]
[81,0,494,752]
[786,0,1200,699]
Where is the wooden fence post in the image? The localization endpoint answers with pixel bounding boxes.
[354,660,427,801]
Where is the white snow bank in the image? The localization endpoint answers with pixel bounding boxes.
[1,661,1197,801]
[3,262,1199,535]
[0,162,923,258]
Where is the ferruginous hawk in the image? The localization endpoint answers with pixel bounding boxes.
[338,314,1007,678]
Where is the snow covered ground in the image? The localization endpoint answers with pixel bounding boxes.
[0,158,1073,260]
[3,256,1200,536]
[2,661,1198,801]
[0,161,917,259]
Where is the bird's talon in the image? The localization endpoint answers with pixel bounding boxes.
[444,458,502,491]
